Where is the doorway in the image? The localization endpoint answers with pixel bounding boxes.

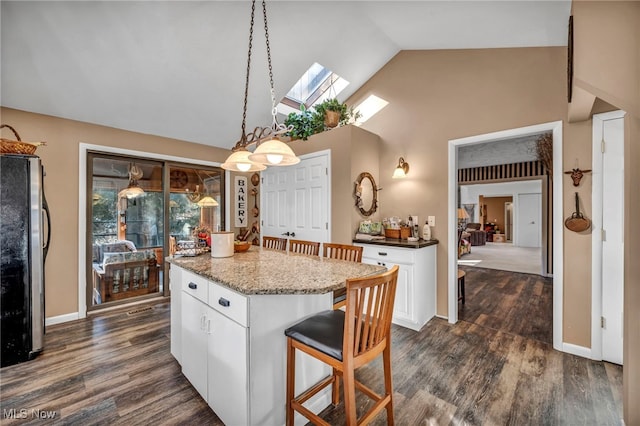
[448,121,564,352]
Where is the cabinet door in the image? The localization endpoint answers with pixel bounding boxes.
[362,257,414,325]
[181,292,209,400]
[169,266,182,363]
[392,263,414,323]
[207,310,248,425]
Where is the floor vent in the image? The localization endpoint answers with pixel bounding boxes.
[127,306,153,316]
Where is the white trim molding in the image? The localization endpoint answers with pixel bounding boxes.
[448,121,564,353]
[78,144,223,319]
[45,312,80,326]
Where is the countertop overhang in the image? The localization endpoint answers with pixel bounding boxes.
[352,238,439,249]
[167,247,386,296]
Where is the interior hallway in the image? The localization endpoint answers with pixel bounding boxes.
[459,242,542,275]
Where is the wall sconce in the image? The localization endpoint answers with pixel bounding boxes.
[392,157,409,179]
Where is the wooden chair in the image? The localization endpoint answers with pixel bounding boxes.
[285,265,399,426]
[262,236,287,251]
[323,243,364,309]
[289,239,320,256]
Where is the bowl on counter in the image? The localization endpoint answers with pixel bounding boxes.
[234,241,251,253]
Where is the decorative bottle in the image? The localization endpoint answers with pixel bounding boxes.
[423,222,431,241]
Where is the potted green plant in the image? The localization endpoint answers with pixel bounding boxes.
[283,105,323,141]
[312,98,362,129]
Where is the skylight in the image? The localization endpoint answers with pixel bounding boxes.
[277,63,349,116]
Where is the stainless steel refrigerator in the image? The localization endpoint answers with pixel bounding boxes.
[1,154,50,367]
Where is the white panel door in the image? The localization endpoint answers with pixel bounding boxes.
[262,152,329,244]
[516,193,541,247]
[601,116,624,365]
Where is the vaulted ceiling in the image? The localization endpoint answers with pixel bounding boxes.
[1,1,571,150]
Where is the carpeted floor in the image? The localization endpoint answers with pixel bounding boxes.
[458,241,542,275]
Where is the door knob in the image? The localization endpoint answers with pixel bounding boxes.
[281,231,296,237]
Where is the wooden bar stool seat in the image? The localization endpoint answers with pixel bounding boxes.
[285,265,399,426]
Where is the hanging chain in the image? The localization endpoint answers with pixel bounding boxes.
[238,0,257,147]
[262,0,277,125]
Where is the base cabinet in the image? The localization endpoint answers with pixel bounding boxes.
[356,243,436,331]
[173,266,331,425]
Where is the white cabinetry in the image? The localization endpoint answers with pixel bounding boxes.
[356,243,436,331]
[174,266,330,425]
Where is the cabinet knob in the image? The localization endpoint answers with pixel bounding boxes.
[378,252,387,256]
[188,282,197,290]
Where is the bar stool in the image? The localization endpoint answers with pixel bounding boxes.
[263,236,287,251]
[458,269,466,304]
[323,243,364,309]
[289,239,320,256]
[285,265,399,425]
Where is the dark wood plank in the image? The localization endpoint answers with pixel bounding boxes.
[0,292,622,426]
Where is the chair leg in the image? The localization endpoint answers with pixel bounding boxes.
[332,367,340,405]
[343,361,357,425]
[286,337,295,426]
[383,344,395,426]
[461,275,465,304]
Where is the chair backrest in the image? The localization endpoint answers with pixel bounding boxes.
[289,239,320,256]
[263,236,287,251]
[344,265,399,365]
[323,243,363,263]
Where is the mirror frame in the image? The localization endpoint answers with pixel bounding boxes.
[354,172,378,217]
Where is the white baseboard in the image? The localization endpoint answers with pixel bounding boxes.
[562,342,592,360]
[45,312,79,326]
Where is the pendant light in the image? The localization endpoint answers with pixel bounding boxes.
[118,163,145,199]
[221,0,299,171]
[197,195,219,207]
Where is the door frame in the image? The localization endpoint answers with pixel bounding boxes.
[591,110,626,361]
[448,121,564,352]
[78,143,227,319]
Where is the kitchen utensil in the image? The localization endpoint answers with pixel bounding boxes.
[251,173,260,186]
[251,188,259,217]
[565,192,590,232]
[252,237,260,246]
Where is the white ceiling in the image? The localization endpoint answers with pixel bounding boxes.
[1,1,571,150]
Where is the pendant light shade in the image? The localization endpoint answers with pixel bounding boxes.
[221,148,266,172]
[197,195,219,207]
[248,138,300,166]
[118,181,145,199]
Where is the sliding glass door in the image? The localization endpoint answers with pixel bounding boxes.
[87,153,224,311]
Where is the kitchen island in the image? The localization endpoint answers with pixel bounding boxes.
[168,247,385,426]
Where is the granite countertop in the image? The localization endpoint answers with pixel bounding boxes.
[166,247,386,296]
[352,238,439,249]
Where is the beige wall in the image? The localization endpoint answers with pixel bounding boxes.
[0,107,230,317]
[288,125,380,244]
[347,47,569,320]
[571,2,640,423]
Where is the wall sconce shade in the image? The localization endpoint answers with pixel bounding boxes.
[392,157,409,179]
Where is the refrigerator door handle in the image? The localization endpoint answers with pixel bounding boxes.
[42,191,51,262]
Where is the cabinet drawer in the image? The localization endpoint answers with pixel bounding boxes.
[182,270,208,303]
[209,282,248,327]
[360,245,415,264]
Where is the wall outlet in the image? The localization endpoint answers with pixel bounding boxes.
[428,216,436,226]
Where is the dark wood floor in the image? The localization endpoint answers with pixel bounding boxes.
[1,269,623,425]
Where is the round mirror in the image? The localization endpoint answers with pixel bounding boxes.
[354,172,378,216]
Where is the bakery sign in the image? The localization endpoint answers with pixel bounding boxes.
[235,175,248,228]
